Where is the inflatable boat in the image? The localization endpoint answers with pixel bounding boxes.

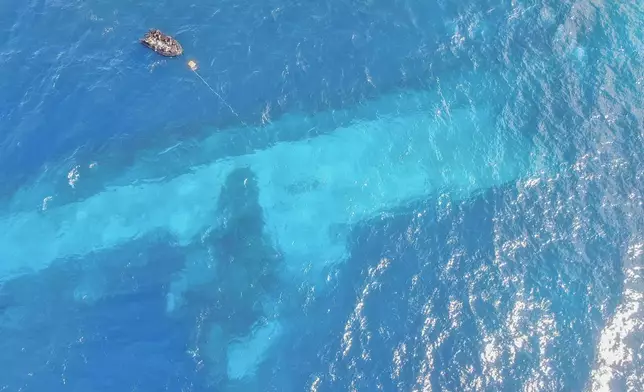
[140,28,183,57]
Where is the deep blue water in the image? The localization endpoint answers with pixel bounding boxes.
[1,0,644,391]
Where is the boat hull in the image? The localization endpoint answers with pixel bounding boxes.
[140,29,183,57]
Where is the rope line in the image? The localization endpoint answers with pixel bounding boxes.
[190,64,246,126]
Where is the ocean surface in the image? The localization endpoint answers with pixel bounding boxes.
[1,0,643,390]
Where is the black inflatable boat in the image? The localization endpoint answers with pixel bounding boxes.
[140,29,183,57]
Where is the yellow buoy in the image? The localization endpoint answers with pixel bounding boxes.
[188,60,198,71]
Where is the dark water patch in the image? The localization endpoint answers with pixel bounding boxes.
[0,233,206,391]
[159,166,285,388]
[203,167,282,332]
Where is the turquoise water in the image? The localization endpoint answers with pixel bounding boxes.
[1,0,643,391]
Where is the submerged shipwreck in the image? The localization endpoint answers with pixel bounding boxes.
[140,28,183,57]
